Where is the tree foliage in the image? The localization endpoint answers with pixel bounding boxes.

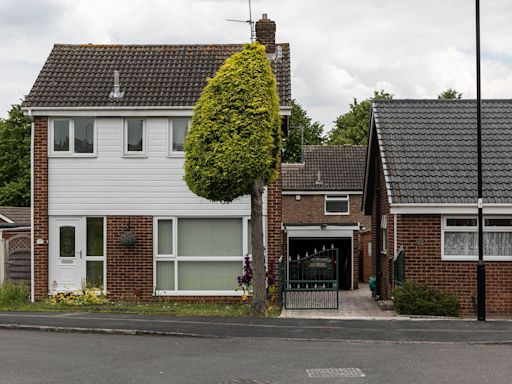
[184,43,281,202]
[327,90,393,146]
[283,100,324,163]
[437,88,462,99]
[0,104,31,206]
[184,43,281,315]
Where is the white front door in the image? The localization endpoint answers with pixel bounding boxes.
[49,217,84,292]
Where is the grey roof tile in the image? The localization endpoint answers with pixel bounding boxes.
[0,206,30,225]
[23,44,291,108]
[373,99,512,204]
[282,145,366,191]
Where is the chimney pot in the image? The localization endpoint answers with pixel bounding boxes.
[255,13,276,54]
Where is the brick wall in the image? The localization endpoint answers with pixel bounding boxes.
[359,230,372,282]
[33,117,49,301]
[399,215,512,316]
[106,216,153,301]
[282,194,370,228]
[267,169,283,288]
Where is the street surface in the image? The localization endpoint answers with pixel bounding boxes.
[0,329,511,384]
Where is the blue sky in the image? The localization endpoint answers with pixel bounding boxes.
[2,0,512,131]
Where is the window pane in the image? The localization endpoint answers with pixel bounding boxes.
[326,200,348,213]
[178,261,242,290]
[156,261,175,290]
[446,218,477,227]
[54,120,70,151]
[444,232,478,256]
[178,218,242,256]
[59,226,75,257]
[74,118,94,153]
[172,118,189,151]
[127,119,143,152]
[484,232,512,256]
[86,261,104,288]
[87,217,104,256]
[485,218,512,227]
[158,220,173,255]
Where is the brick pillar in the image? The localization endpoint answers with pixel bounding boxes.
[33,117,49,301]
[267,165,282,290]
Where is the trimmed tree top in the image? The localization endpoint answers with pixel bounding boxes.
[184,43,281,202]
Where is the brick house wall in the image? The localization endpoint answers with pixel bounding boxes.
[359,230,372,282]
[282,194,370,229]
[267,174,283,288]
[33,116,49,301]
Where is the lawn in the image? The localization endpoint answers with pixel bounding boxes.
[0,301,281,317]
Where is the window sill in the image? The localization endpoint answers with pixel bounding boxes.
[122,154,148,158]
[324,212,350,216]
[154,290,244,296]
[49,154,97,158]
[167,152,185,158]
[442,256,512,262]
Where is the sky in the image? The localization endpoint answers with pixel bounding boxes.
[2,0,512,132]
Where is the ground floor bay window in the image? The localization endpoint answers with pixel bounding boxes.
[442,216,512,261]
[153,217,252,295]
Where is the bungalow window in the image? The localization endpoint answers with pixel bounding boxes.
[50,118,95,156]
[442,216,512,261]
[154,217,249,294]
[325,195,349,215]
[124,118,146,156]
[169,118,190,154]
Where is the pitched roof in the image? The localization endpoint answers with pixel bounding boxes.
[369,99,512,204]
[282,145,366,191]
[0,207,30,226]
[22,44,291,108]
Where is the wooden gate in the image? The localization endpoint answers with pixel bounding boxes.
[5,234,31,284]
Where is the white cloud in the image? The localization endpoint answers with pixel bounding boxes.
[2,0,512,132]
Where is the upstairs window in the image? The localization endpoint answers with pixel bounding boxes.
[169,118,190,155]
[50,118,95,156]
[124,118,146,156]
[325,195,349,215]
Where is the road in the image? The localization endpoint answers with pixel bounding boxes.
[0,329,511,384]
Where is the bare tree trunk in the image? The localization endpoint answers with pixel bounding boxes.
[251,178,267,315]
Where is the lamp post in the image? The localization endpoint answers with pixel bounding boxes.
[475,0,486,321]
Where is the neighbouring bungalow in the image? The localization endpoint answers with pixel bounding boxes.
[363,99,512,316]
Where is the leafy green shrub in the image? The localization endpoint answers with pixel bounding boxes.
[0,281,30,305]
[393,281,460,317]
[49,289,109,306]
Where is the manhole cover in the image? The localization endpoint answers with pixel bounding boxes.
[222,380,274,384]
[307,368,365,378]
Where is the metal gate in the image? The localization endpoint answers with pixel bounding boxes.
[281,248,339,310]
[5,235,31,284]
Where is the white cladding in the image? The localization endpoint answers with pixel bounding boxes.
[48,117,265,216]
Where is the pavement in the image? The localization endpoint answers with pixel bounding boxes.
[1,310,512,344]
[281,283,398,319]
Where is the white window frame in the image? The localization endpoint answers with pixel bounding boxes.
[153,217,251,296]
[381,215,387,254]
[84,216,107,294]
[442,216,512,261]
[123,118,147,157]
[168,118,191,157]
[324,195,350,215]
[49,117,97,157]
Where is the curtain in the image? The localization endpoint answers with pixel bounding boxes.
[178,261,242,290]
[156,261,175,290]
[157,220,173,255]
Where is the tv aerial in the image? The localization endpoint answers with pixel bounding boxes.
[226,0,256,42]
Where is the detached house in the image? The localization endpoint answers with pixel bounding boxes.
[22,15,291,301]
[281,145,370,291]
[364,99,512,316]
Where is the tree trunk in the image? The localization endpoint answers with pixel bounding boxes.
[251,178,267,315]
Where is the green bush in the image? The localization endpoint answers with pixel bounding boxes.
[0,281,30,305]
[393,281,460,317]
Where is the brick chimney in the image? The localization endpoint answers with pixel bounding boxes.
[255,13,276,54]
